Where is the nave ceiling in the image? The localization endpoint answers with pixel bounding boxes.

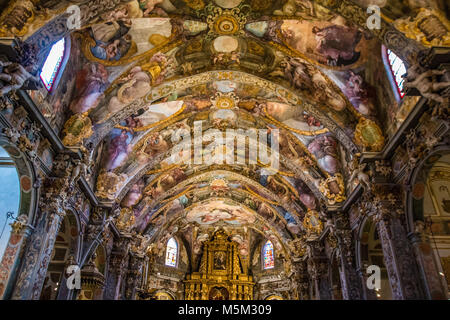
[0,0,449,285]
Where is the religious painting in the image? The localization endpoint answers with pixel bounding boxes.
[280,20,369,67]
[69,62,109,114]
[186,200,256,226]
[426,165,450,217]
[209,287,229,300]
[265,102,324,133]
[213,251,227,270]
[82,18,173,64]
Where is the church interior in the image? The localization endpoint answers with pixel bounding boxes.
[0,0,449,301]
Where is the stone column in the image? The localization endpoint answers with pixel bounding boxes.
[307,241,331,300]
[371,185,424,299]
[125,253,145,300]
[357,266,378,300]
[0,216,33,299]
[11,196,67,300]
[292,260,310,300]
[409,222,448,300]
[103,236,131,300]
[333,214,364,300]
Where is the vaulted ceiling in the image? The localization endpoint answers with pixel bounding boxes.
[5,0,448,263]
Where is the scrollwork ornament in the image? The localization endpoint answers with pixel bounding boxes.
[319,174,346,205]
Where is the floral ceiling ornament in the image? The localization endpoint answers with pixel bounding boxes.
[205,5,247,36]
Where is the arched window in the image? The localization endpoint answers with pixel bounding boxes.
[0,146,21,261]
[384,47,407,99]
[165,237,178,267]
[263,240,274,270]
[40,38,66,92]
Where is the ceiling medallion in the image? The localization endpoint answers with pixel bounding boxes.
[207,7,247,36]
[211,92,239,109]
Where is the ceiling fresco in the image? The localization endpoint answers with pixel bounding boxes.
[2,0,448,271]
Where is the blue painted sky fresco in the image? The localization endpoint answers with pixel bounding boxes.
[0,147,20,261]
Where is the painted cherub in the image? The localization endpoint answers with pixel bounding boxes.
[139,0,166,16]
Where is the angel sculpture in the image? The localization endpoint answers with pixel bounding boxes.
[0,61,39,96]
[403,63,450,104]
[348,161,371,191]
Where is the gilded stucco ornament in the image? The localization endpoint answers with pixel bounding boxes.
[206,6,247,36]
[62,112,93,147]
[10,215,29,234]
[95,170,128,200]
[394,8,450,47]
[116,207,136,233]
[319,174,346,205]
[303,210,323,238]
[354,118,385,152]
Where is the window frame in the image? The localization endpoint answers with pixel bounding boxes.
[39,37,70,93]
[383,46,407,101]
[262,240,275,270]
[165,237,178,268]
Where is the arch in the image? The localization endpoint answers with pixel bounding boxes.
[382,45,407,101]
[262,240,275,270]
[39,210,80,300]
[405,148,450,299]
[264,294,283,300]
[165,237,178,268]
[155,290,175,300]
[0,138,38,299]
[0,146,21,261]
[39,37,70,93]
[357,217,393,300]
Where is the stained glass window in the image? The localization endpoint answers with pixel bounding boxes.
[165,237,178,267]
[263,240,274,270]
[386,49,407,98]
[40,38,65,91]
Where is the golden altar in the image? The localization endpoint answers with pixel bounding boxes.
[184,230,254,300]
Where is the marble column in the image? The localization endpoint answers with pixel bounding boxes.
[334,214,364,300]
[10,198,66,300]
[307,242,331,300]
[409,224,449,300]
[293,261,310,300]
[0,217,33,299]
[103,236,131,300]
[124,253,145,300]
[371,186,425,300]
[357,266,378,300]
